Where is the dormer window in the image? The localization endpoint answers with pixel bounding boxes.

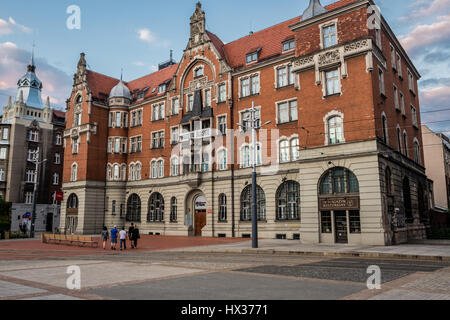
[194,66,204,78]
[282,39,295,52]
[158,84,166,94]
[137,91,145,100]
[323,24,337,48]
[246,52,258,64]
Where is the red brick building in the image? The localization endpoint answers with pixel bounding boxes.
[61,0,430,245]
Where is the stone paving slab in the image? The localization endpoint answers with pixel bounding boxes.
[0,280,47,298]
[369,289,450,300]
[19,294,83,300]
[0,260,108,272]
[0,261,206,289]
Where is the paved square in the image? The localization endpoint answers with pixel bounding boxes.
[0,280,47,298]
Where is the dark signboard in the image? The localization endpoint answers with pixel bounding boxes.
[319,197,360,211]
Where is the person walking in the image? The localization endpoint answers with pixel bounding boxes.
[119,227,127,251]
[128,223,135,248]
[132,225,140,249]
[101,226,109,250]
[110,225,118,250]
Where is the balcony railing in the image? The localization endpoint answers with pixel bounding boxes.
[179,128,212,143]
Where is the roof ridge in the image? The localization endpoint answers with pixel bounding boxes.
[127,63,179,86]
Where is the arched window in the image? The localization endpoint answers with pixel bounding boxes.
[328,116,343,145]
[320,167,359,195]
[291,138,300,161]
[170,197,177,222]
[121,164,127,181]
[276,181,300,220]
[280,140,290,163]
[403,131,409,157]
[413,140,421,164]
[219,194,227,221]
[106,165,112,181]
[135,163,142,180]
[385,167,393,196]
[113,164,120,181]
[240,185,266,221]
[158,160,164,177]
[148,193,164,222]
[126,194,141,222]
[151,161,157,178]
[129,164,135,181]
[75,95,83,104]
[71,163,78,182]
[403,177,412,222]
[171,157,179,176]
[242,145,251,168]
[67,194,78,209]
[382,113,388,144]
[218,149,227,170]
[397,126,402,154]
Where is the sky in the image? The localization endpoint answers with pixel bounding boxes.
[0,0,449,134]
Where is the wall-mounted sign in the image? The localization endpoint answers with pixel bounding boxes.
[194,196,207,210]
[319,197,360,211]
[66,209,79,215]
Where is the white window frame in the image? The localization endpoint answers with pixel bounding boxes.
[217,83,227,103]
[216,114,227,136]
[171,126,179,144]
[282,39,295,52]
[71,163,78,182]
[319,19,338,50]
[171,97,180,115]
[276,98,298,124]
[323,68,341,96]
[394,85,399,111]
[323,110,345,146]
[378,67,385,96]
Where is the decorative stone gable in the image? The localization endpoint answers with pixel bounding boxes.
[74,53,87,86]
[187,2,207,50]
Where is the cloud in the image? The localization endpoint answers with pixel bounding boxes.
[0,17,32,35]
[420,77,450,88]
[423,51,450,63]
[0,42,72,109]
[399,14,450,54]
[420,86,450,109]
[137,28,169,47]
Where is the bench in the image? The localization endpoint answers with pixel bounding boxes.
[42,234,98,248]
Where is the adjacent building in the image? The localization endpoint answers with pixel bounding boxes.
[1,52,65,232]
[61,0,429,245]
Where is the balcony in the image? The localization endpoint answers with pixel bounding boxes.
[179,128,212,143]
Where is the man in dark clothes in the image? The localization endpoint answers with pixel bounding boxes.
[131,226,140,249]
[128,223,135,248]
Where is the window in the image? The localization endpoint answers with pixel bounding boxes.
[327,116,344,145]
[74,112,82,127]
[321,211,332,233]
[28,130,38,142]
[55,134,62,145]
[194,66,204,78]
[408,69,415,93]
[54,153,60,164]
[25,192,33,204]
[394,85,399,110]
[218,84,226,103]
[67,193,78,210]
[382,114,389,144]
[53,173,59,185]
[397,127,403,154]
[1,128,8,140]
[71,163,77,182]
[151,161,157,179]
[320,167,359,195]
[126,194,141,222]
[282,39,295,52]
[171,157,179,176]
[172,98,179,115]
[0,168,4,181]
[152,131,164,149]
[158,84,166,93]
[170,197,177,222]
[241,109,260,132]
[26,170,36,183]
[158,160,164,178]
[147,193,164,222]
[390,45,396,70]
[205,88,211,108]
[28,148,38,162]
[171,127,179,144]
[378,68,385,96]
[276,181,300,221]
[135,163,142,181]
[325,69,340,95]
[72,138,79,154]
[242,146,251,168]
[0,148,6,160]
[187,94,194,112]
[130,136,142,153]
[240,185,266,221]
[397,53,403,78]
[115,112,121,127]
[218,149,227,170]
[121,165,127,181]
[219,194,227,222]
[411,105,418,127]
[277,100,297,124]
[414,140,421,164]
[291,138,300,161]
[246,52,258,64]
[218,116,227,136]
[112,200,116,215]
[152,103,165,121]
[277,65,294,88]
[403,131,409,157]
[240,75,259,97]
[280,140,290,163]
[113,164,120,181]
[114,138,121,153]
[201,153,209,172]
[375,28,381,48]
[400,92,405,115]
[349,211,361,233]
[323,24,337,48]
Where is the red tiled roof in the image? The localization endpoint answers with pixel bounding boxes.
[52,110,65,118]
[221,0,359,69]
[206,30,227,62]
[86,70,120,101]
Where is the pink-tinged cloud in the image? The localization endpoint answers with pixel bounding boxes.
[0,42,72,108]
[400,14,450,54]
[407,0,450,19]
[420,86,450,108]
[0,17,32,35]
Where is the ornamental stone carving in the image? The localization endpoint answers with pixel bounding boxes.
[318,50,340,67]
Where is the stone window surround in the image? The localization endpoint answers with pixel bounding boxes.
[239,142,261,168]
[238,105,261,133]
[151,101,166,121]
[321,67,342,98]
[273,62,297,89]
[129,135,143,153]
[108,136,127,154]
[171,96,180,115]
[323,110,345,146]
[381,111,389,145]
[170,125,179,144]
[216,113,228,136]
[151,129,165,149]
[238,71,260,99]
[150,158,165,179]
[275,97,298,125]
[170,155,179,176]
[319,18,339,50]
[130,108,144,127]
[216,82,227,103]
[276,134,300,163]
[217,146,228,171]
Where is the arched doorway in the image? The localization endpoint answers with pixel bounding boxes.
[66,194,79,234]
[185,190,208,236]
[318,167,360,244]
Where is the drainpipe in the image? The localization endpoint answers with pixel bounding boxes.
[229,72,236,238]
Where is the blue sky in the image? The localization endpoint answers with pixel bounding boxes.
[0,0,449,134]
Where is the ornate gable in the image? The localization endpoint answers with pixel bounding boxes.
[187,2,207,50]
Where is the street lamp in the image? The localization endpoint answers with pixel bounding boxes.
[30,158,47,238]
[238,102,271,248]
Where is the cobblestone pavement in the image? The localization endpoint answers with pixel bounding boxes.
[0,248,449,300]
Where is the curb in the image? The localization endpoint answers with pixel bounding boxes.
[175,248,450,262]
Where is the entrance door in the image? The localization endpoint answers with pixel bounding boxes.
[46,213,53,232]
[66,216,78,235]
[334,211,348,243]
[195,210,206,236]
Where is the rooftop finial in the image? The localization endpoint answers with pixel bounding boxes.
[301,0,327,22]
[28,42,36,73]
[120,68,123,82]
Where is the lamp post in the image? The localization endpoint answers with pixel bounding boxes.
[239,102,270,249]
[29,157,47,239]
